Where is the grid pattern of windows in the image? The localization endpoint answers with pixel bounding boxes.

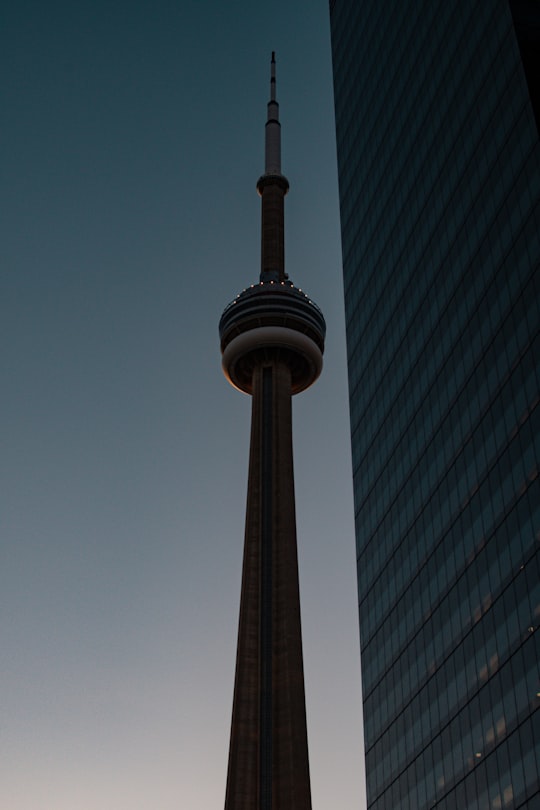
[330,1,539,808]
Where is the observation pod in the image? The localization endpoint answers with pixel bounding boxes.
[219,279,326,395]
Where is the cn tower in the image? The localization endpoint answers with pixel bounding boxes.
[219,53,325,810]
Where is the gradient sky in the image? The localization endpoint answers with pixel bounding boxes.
[1,1,365,807]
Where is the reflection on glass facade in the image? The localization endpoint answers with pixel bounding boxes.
[329,2,539,808]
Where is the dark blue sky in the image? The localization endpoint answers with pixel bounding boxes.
[2,1,365,807]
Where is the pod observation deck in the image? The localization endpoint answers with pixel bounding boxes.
[219,278,326,395]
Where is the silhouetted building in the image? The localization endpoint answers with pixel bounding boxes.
[329,2,539,808]
[219,54,325,810]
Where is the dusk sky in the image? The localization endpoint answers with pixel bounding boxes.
[2,1,366,807]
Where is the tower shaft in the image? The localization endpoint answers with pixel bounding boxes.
[224,361,312,810]
[259,178,287,281]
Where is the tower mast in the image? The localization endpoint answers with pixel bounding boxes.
[257,50,289,283]
[219,54,325,810]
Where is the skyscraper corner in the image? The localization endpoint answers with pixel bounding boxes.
[219,54,326,810]
[330,2,540,808]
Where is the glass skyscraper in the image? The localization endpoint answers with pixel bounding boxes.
[329,2,539,808]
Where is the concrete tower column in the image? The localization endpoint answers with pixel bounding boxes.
[224,361,311,809]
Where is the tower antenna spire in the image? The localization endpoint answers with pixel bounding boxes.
[258,51,289,281]
[265,51,280,173]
